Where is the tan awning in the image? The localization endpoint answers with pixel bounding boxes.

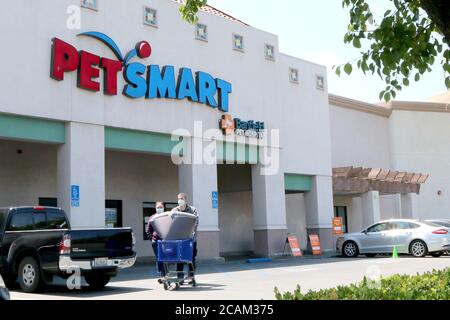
[333,166,429,195]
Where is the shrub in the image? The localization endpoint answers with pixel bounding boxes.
[274,268,450,300]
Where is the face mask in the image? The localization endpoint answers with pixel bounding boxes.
[178,199,186,207]
[156,208,164,214]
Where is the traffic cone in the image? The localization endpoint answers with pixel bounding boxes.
[392,246,399,259]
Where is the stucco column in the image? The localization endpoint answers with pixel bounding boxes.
[400,193,419,219]
[57,122,105,228]
[178,137,221,261]
[304,175,334,252]
[251,164,288,257]
[361,190,381,228]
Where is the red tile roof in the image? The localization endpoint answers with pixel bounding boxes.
[172,0,249,26]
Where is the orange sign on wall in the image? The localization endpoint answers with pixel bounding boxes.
[287,235,303,257]
[309,234,322,255]
[333,217,344,236]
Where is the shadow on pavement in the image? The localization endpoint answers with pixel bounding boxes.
[162,283,226,292]
[112,255,450,283]
[10,284,151,299]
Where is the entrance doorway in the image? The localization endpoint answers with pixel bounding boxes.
[334,206,348,233]
[105,200,123,228]
[217,164,253,257]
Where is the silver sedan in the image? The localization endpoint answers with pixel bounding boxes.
[336,219,450,258]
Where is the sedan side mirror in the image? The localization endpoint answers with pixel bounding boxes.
[362,230,368,235]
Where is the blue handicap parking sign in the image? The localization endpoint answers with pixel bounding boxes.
[212,191,219,209]
[71,185,80,207]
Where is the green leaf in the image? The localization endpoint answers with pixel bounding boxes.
[414,73,420,82]
[344,63,353,75]
[335,66,341,77]
[444,50,450,60]
[446,77,450,90]
[353,37,362,49]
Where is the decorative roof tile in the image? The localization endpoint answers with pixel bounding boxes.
[172,0,249,25]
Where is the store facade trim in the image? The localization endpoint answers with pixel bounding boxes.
[284,174,312,192]
[0,113,65,144]
[105,127,181,155]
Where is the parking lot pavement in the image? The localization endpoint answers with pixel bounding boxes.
[9,255,450,300]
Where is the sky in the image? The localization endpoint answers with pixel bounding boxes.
[207,0,448,103]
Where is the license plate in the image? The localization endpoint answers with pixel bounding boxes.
[94,258,108,267]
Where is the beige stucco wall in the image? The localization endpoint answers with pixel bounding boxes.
[218,191,254,255]
[285,193,308,250]
[0,140,57,207]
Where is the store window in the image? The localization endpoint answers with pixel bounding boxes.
[316,75,325,90]
[80,0,98,11]
[289,68,299,84]
[143,7,158,27]
[233,34,244,52]
[105,200,123,228]
[265,44,275,61]
[143,202,178,241]
[334,206,348,233]
[195,23,208,42]
[39,197,58,207]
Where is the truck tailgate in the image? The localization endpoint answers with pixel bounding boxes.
[68,228,134,260]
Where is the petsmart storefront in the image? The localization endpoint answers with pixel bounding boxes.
[0,0,337,261]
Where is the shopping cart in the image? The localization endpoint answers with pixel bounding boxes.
[157,239,197,290]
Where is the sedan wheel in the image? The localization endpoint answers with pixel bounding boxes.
[410,240,427,258]
[343,241,359,258]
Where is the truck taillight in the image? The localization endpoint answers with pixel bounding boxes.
[432,229,449,235]
[132,232,136,251]
[59,234,71,254]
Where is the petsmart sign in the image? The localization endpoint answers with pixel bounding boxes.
[50,32,232,112]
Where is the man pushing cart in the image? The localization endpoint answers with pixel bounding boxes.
[148,193,199,290]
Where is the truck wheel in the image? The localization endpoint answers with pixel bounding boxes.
[85,273,111,289]
[18,256,41,293]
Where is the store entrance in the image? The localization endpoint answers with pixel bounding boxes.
[217,164,254,258]
[105,200,123,228]
[334,206,349,234]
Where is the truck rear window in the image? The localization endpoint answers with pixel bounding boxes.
[8,212,34,231]
[7,209,68,231]
[47,211,68,229]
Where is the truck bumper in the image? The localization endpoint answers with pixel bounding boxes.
[59,255,136,272]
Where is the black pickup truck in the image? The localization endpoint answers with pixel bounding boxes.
[0,206,136,293]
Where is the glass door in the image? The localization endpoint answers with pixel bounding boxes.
[334,206,348,233]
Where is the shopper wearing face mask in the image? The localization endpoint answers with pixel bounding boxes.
[147,202,166,277]
[172,193,198,279]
